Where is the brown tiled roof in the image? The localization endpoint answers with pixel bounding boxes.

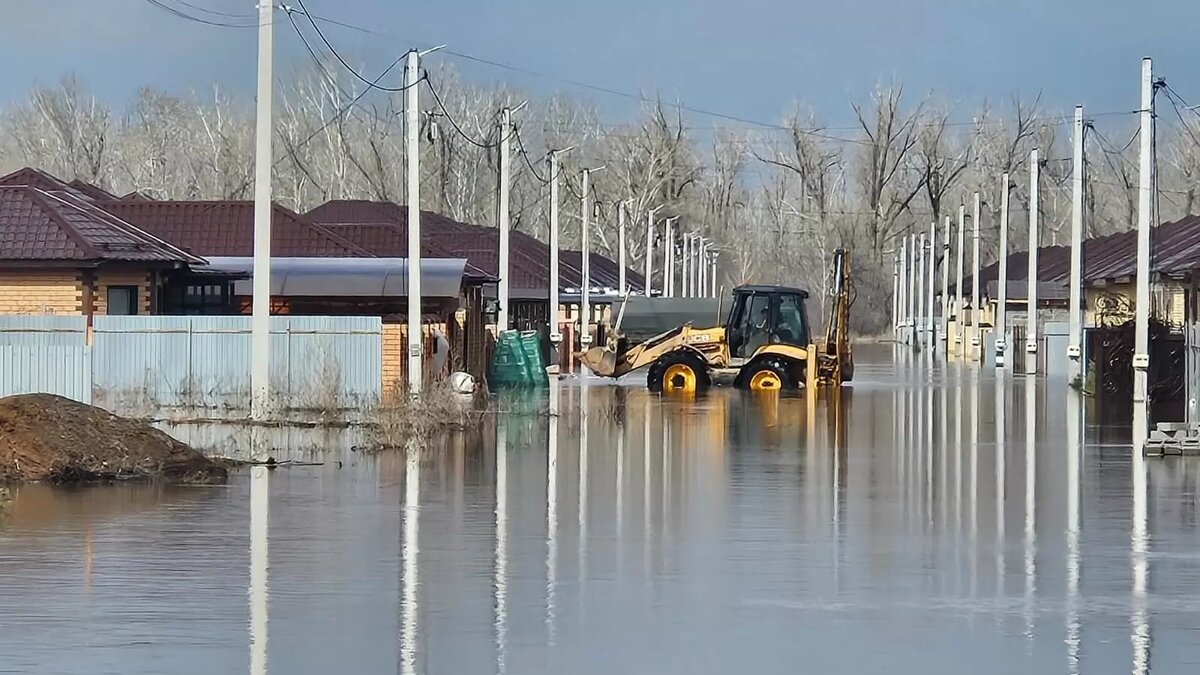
[321,222,496,282]
[0,167,109,203]
[307,199,645,293]
[963,216,1200,298]
[67,179,117,201]
[0,185,202,264]
[101,201,371,258]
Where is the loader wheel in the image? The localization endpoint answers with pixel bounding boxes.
[648,351,711,394]
[741,359,796,392]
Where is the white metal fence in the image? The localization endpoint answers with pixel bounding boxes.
[0,315,382,418]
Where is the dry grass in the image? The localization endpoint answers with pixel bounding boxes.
[366,380,483,450]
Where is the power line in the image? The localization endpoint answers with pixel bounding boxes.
[424,76,507,149]
[170,0,252,19]
[287,0,418,93]
[513,126,550,184]
[139,0,259,28]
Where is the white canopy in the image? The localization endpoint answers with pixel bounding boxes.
[204,257,468,299]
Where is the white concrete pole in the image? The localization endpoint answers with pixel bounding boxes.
[617,202,627,296]
[690,235,699,297]
[908,233,919,345]
[699,239,708,297]
[404,50,423,394]
[996,174,1011,368]
[917,232,927,347]
[580,169,593,346]
[899,237,908,344]
[498,107,512,333]
[1069,105,1086,383]
[892,254,901,336]
[686,233,696,295]
[941,216,951,350]
[664,217,677,297]
[548,151,562,348]
[1134,57,1154,434]
[926,221,937,343]
[971,192,982,361]
[955,204,966,354]
[1026,148,1041,376]
[705,252,715,296]
[644,207,661,297]
[250,0,274,423]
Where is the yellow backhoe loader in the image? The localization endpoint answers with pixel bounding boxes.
[580,249,854,393]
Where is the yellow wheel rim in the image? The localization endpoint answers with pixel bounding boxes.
[749,369,782,391]
[662,363,697,392]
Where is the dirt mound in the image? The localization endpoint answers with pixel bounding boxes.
[0,394,227,484]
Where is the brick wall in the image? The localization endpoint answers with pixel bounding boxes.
[0,272,82,314]
[382,323,404,397]
[94,270,151,315]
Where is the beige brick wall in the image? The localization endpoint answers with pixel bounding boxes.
[94,270,151,315]
[0,272,83,314]
[382,323,404,399]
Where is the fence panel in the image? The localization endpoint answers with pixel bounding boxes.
[92,315,382,417]
[0,345,92,403]
[0,315,87,346]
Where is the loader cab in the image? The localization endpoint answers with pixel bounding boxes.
[725,285,811,359]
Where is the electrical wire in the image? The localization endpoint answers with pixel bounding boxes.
[170,0,253,19]
[513,127,550,184]
[289,0,418,93]
[424,76,508,149]
[140,0,259,27]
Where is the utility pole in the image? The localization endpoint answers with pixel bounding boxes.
[955,204,966,356]
[971,192,982,361]
[927,221,937,346]
[617,201,627,296]
[1026,148,1040,376]
[899,237,908,344]
[1134,57,1155,438]
[664,217,678,297]
[908,233,918,347]
[548,150,565,352]
[996,173,1011,368]
[644,207,662,297]
[681,233,690,298]
[699,239,708,298]
[250,0,274,423]
[580,168,593,347]
[404,49,423,394]
[497,107,512,333]
[1068,105,1086,384]
[710,253,718,298]
[893,253,900,338]
[941,216,951,353]
[917,232,926,348]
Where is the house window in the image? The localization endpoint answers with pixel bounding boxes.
[106,286,139,315]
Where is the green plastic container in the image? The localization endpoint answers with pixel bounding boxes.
[489,330,548,389]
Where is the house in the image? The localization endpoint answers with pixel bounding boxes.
[0,180,208,319]
[305,199,647,333]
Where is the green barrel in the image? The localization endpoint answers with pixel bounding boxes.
[489,330,548,389]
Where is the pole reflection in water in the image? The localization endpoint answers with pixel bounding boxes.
[1023,377,1037,643]
[249,466,269,675]
[940,365,950,531]
[400,444,420,675]
[1065,391,1082,674]
[644,395,652,584]
[494,413,509,674]
[545,383,560,645]
[994,370,1007,613]
[616,397,625,585]
[1131,429,1150,674]
[578,381,590,623]
[955,369,963,535]
[925,375,934,528]
[969,368,979,602]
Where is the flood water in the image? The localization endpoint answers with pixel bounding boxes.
[2,346,1199,674]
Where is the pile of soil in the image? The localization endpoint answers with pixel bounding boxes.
[0,394,227,484]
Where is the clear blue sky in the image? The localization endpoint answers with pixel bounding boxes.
[4,0,1199,127]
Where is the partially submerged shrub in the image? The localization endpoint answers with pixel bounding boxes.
[367,380,482,450]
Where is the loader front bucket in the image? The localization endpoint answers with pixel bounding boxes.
[579,346,619,377]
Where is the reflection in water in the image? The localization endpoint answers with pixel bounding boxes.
[5,352,1200,674]
[545,385,560,645]
[400,446,420,675]
[1066,392,1082,675]
[495,415,509,674]
[1023,377,1038,643]
[250,466,269,675]
[1132,433,1151,675]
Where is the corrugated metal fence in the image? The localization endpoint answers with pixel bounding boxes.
[0,315,382,418]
